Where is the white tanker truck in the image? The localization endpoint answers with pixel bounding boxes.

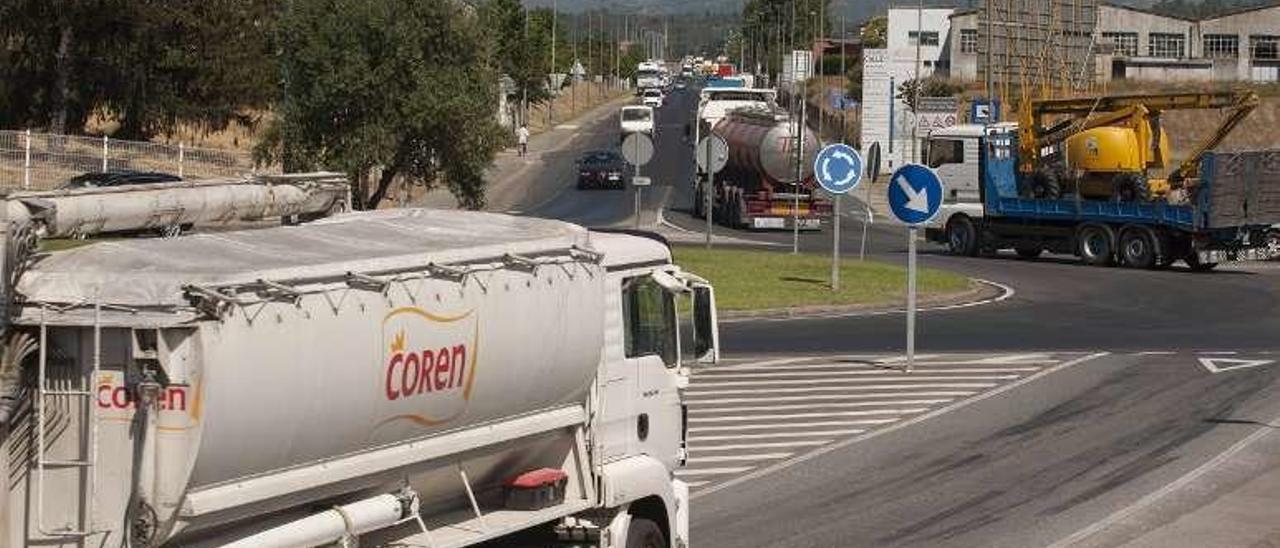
[0,175,717,547]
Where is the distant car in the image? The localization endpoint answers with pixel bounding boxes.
[642,89,664,108]
[60,170,182,190]
[576,150,628,190]
[620,105,655,137]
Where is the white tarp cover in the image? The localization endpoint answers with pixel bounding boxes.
[18,209,592,307]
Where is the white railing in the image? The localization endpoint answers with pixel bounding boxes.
[0,130,273,190]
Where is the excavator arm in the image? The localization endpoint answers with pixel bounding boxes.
[1167,91,1259,186]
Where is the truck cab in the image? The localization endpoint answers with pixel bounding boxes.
[926,123,1018,233]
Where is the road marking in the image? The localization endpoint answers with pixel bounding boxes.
[685,452,793,464]
[1198,357,1276,373]
[688,418,899,433]
[689,440,831,451]
[690,352,1110,500]
[685,383,999,397]
[689,408,926,423]
[1045,407,1280,548]
[707,362,1047,372]
[962,353,1050,364]
[687,392,976,405]
[689,375,1019,388]
[692,430,867,442]
[1199,351,1238,355]
[1137,351,1176,355]
[673,467,753,477]
[696,368,1040,378]
[688,399,953,414]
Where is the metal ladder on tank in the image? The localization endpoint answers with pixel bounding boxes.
[34,302,102,538]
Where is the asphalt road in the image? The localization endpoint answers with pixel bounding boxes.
[498,82,1280,546]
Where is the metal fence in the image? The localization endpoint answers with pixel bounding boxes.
[0,130,272,190]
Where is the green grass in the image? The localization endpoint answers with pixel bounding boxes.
[672,246,970,312]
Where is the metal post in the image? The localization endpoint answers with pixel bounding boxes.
[793,61,806,255]
[634,163,643,229]
[550,0,557,127]
[906,226,918,372]
[22,129,31,190]
[912,0,923,164]
[101,134,108,171]
[831,194,841,291]
[706,136,715,250]
[860,181,871,260]
[177,142,185,178]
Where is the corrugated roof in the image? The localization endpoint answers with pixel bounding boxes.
[18,209,592,307]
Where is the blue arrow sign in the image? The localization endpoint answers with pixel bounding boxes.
[887,163,944,225]
[814,143,864,195]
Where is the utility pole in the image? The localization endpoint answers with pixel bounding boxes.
[524,5,529,129]
[984,0,994,111]
[550,0,557,127]
[911,0,922,164]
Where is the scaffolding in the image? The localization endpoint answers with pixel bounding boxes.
[978,0,1100,107]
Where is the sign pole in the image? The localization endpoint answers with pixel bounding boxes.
[831,194,841,291]
[860,180,870,261]
[706,145,714,248]
[635,159,643,229]
[906,225,917,372]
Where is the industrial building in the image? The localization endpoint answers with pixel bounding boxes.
[946,1,1280,83]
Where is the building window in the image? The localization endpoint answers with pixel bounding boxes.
[909,31,940,47]
[960,29,978,54]
[1149,33,1186,58]
[1203,34,1239,58]
[1252,35,1280,60]
[1103,32,1138,57]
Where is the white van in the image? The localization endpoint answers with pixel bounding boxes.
[620,105,655,137]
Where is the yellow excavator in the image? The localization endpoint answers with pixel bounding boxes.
[1016,90,1260,202]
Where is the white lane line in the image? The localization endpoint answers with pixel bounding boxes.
[689,419,899,433]
[1045,407,1280,548]
[960,353,1052,364]
[1137,351,1176,356]
[688,391,976,405]
[685,383,999,397]
[878,354,944,364]
[693,430,867,442]
[673,466,753,476]
[689,399,953,415]
[1199,351,1238,355]
[690,409,925,424]
[691,352,1110,499]
[685,452,793,464]
[695,368,1041,379]
[689,440,831,451]
[707,362,1053,372]
[690,376,1016,388]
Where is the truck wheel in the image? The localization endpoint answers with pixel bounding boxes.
[1077,224,1115,266]
[1119,227,1157,269]
[625,518,666,548]
[1113,173,1151,202]
[945,215,980,257]
[1184,252,1219,272]
[1015,244,1042,259]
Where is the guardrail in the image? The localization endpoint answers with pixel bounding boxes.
[0,130,272,190]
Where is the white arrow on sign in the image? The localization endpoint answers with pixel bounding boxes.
[895,174,930,213]
[1198,357,1276,374]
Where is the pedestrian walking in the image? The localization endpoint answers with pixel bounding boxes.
[516,125,530,157]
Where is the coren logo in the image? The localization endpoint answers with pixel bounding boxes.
[379,307,479,428]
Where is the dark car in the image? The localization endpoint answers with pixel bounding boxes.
[60,170,182,190]
[576,150,628,190]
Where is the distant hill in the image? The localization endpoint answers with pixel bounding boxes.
[526,0,1279,23]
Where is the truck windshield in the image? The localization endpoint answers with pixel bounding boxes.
[622,276,678,367]
[622,109,651,122]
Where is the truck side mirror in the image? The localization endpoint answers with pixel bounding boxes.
[693,285,719,364]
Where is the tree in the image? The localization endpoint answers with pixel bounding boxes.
[896,78,964,112]
[860,16,886,49]
[260,0,505,211]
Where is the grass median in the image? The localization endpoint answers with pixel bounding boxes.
[672,245,970,312]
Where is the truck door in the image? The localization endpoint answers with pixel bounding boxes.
[619,274,684,469]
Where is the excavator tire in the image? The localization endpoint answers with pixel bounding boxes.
[1113,173,1152,202]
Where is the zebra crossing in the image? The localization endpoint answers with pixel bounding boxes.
[677,352,1089,492]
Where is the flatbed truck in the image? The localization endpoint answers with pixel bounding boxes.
[926,124,1280,270]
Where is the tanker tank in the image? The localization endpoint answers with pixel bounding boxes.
[712,107,819,192]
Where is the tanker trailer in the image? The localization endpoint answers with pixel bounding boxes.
[694,108,830,230]
[0,204,720,547]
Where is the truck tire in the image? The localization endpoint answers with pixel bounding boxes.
[1184,252,1219,272]
[1077,224,1115,266]
[945,215,980,257]
[625,518,666,548]
[1119,226,1157,269]
[1029,168,1062,200]
[1113,173,1151,202]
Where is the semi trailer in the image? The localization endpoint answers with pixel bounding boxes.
[693,107,829,230]
[926,124,1280,270]
[0,175,719,547]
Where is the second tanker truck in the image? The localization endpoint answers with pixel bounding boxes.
[0,175,718,548]
[693,106,829,230]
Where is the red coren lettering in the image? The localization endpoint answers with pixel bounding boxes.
[384,342,470,401]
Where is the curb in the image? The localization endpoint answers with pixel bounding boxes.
[717,278,1013,323]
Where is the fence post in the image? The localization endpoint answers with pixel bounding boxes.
[101,135,108,171]
[23,129,32,190]
[177,143,185,178]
